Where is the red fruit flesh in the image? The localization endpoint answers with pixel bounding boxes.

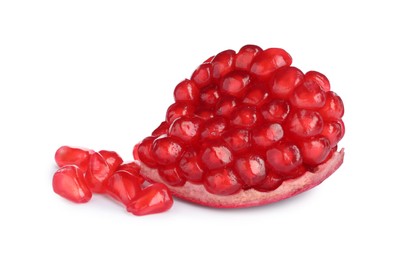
[107,170,142,206]
[53,165,92,203]
[54,146,93,171]
[135,44,345,208]
[127,183,173,216]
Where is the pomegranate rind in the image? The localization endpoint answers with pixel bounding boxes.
[139,149,344,208]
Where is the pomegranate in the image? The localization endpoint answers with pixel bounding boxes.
[135,44,345,208]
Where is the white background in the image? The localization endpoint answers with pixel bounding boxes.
[1,0,400,259]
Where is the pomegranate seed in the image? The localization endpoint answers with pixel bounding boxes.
[178,148,205,183]
[200,143,233,170]
[195,108,215,120]
[268,66,304,98]
[235,44,263,71]
[290,81,326,109]
[230,105,261,128]
[252,123,284,149]
[199,85,221,108]
[53,165,92,203]
[286,109,324,138]
[234,154,266,187]
[215,96,238,117]
[55,146,93,171]
[106,170,142,206]
[117,161,145,184]
[250,48,292,79]
[86,152,112,193]
[203,168,242,195]
[98,150,123,175]
[127,183,173,216]
[174,79,200,104]
[158,166,186,187]
[151,135,184,166]
[242,85,270,107]
[304,71,330,92]
[265,142,302,174]
[219,70,251,98]
[211,50,236,81]
[321,120,345,148]
[168,116,202,143]
[319,91,344,120]
[166,102,195,124]
[200,116,228,141]
[255,172,283,192]
[135,136,158,167]
[191,62,212,88]
[152,121,169,137]
[222,128,251,153]
[261,99,290,123]
[299,136,331,166]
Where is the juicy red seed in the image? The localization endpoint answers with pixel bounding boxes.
[234,154,266,187]
[166,102,195,124]
[168,116,202,143]
[203,168,242,195]
[178,149,204,183]
[252,123,284,149]
[319,91,344,120]
[230,105,261,128]
[299,136,331,166]
[200,116,228,141]
[219,70,251,98]
[200,143,233,170]
[199,85,221,107]
[191,62,212,88]
[242,85,270,107]
[261,99,291,123]
[52,165,92,203]
[174,79,200,103]
[86,152,111,193]
[54,146,92,171]
[235,44,263,71]
[136,136,158,167]
[250,48,292,79]
[98,150,123,175]
[211,49,236,81]
[158,166,186,187]
[266,142,302,174]
[152,121,169,137]
[290,81,326,109]
[106,170,142,206]
[255,172,283,192]
[127,183,173,216]
[215,96,238,117]
[195,109,215,120]
[304,71,330,92]
[223,128,251,153]
[152,136,184,166]
[117,161,145,184]
[268,66,304,98]
[321,120,345,148]
[286,109,324,138]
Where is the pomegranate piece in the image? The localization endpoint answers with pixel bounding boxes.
[127,183,173,216]
[85,152,113,193]
[52,165,92,203]
[136,44,345,208]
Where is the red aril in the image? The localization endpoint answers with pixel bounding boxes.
[52,165,92,203]
[107,170,142,206]
[127,183,173,216]
[54,146,93,171]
